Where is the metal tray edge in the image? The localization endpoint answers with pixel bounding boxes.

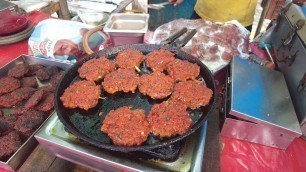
[35,114,207,171]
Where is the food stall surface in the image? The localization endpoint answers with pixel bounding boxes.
[2,6,306,172]
[35,113,207,172]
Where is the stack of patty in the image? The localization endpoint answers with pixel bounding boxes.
[0,62,65,160]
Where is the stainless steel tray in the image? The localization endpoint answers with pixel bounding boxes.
[0,55,72,171]
[104,13,149,34]
[35,112,207,172]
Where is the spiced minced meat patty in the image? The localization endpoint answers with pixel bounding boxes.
[40,85,56,93]
[13,101,27,115]
[28,64,44,76]
[115,49,144,69]
[0,77,21,95]
[101,106,150,146]
[166,59,200,82]
[0,131,22,161]
[0,87,36,108]
[148,100,192,138]
[78,57,115,82]
[0,93,20,108]
[8,64,29,78]
[50,71,65,87]
[24,89,45,110]
[145,49,175,72]
[35,93,54,112]
[14,110,45,139]
[138,71,174,99]
[60,80,101,110]
[11,87,36,102]
[0,114,18,136]
[21,77,38,88]
[171,80,213,109]
[35,68,50,81]
[102,69,139,94]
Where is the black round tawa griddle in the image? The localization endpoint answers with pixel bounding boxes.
[55,44,217,152]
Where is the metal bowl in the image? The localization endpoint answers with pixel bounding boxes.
[77,8,109,26]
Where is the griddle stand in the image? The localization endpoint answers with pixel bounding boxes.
[220,57,302,149]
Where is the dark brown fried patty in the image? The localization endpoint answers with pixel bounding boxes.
[35,93,54,112]
[8,64,29,78]
[21,77,37,88]
[35,68,50,81]
[45,66,59,76]
[60,80,101,110]
[28,64,44,76]
[166,59,200,82]
[115,49,143,69]
[138,71,174,99]
[40,85,56,93]
[78,57,115,82]
[0,94,20,108]
[171,80,213,109]
[11,87,36,102]
[0,87,36,108]
[13,101,27,115]
[0,131,21,161]
[24,89,45,110]
[0,77,21,95]
[101,106,150,146]
[102,69,139,94]
[148,100,192,138]
[14,110,45,139]
[0,114,18,136]
[145,49,175,72]
[50,71,65,87]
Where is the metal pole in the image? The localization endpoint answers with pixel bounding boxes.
[255,0,271,37]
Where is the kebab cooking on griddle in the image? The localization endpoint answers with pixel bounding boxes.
[60,48,213,147]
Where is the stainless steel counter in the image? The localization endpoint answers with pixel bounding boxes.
[35,113,207,172]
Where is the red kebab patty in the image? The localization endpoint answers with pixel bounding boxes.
[78,57,115,82]
[115,49,144,69]
[171,80,213,109]
[101,106,150,146]
[102,69,139,94]
[0,87,36,108]
[145,49,175,72]
[35,93,54,112]
[14,110,45,139]
[21,77,37,88]
[166,59,200,82]
[0,131,22,161]
[0,77,20,95]
[8,64,29,78]
[60,80,101,110]
[138,71,174,99]
[148,100,192,138]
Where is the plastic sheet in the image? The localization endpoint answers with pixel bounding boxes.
[151,19,250,73]
[221,136,306,172]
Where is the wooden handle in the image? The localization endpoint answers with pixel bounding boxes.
[82,25,104,55]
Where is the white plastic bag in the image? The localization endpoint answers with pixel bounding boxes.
[151,19,250,73]
[28,19,106,63]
